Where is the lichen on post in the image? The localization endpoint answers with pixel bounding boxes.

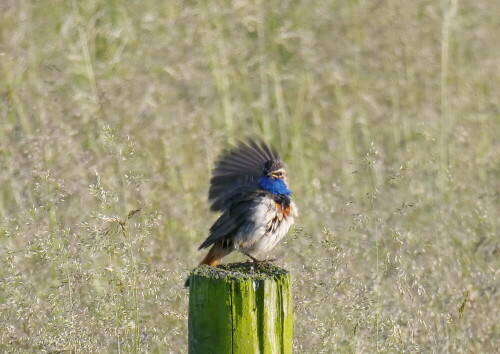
[187,263,293,354]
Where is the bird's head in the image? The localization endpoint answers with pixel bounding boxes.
[262,159,288,184]
[258,159,291,195]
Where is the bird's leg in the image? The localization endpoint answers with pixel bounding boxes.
[243,252,276,264]
[243,252,260,263]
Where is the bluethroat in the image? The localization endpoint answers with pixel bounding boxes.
[186,139,298,285]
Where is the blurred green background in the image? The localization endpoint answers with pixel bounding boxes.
[1,0,498,352]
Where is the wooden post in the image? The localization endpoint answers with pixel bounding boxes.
[187,263,293,354]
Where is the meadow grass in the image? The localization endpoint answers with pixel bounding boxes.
[1,0,499,352]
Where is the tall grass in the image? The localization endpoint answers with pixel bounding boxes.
[1,0,499,352]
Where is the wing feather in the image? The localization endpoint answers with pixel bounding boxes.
[199,191,261,250]
[208,139,279,211]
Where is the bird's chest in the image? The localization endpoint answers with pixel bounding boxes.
[268,200,294,230]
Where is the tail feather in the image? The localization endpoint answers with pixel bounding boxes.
[184,242,232,288]
[200,250,222,267]
[200,242,231,266]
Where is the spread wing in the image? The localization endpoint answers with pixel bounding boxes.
[199,190,264,250]
[208,139,279,211]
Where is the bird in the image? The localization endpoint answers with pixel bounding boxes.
[185,139,298,285]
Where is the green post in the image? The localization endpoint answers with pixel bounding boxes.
[188,263,293,354]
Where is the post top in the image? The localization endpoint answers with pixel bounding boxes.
[190,262,289,283]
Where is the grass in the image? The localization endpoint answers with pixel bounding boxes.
[1,0,499,352]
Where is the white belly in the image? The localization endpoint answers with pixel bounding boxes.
[234,197,297,257]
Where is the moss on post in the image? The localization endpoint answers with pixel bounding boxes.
[188,263,293,354]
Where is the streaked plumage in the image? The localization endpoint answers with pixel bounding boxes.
[195,139,298,269]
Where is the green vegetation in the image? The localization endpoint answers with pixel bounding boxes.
[1,0,498,352]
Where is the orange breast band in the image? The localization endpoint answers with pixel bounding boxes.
[276,202,292,218]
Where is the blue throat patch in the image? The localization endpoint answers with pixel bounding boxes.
[258,176,292,195]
